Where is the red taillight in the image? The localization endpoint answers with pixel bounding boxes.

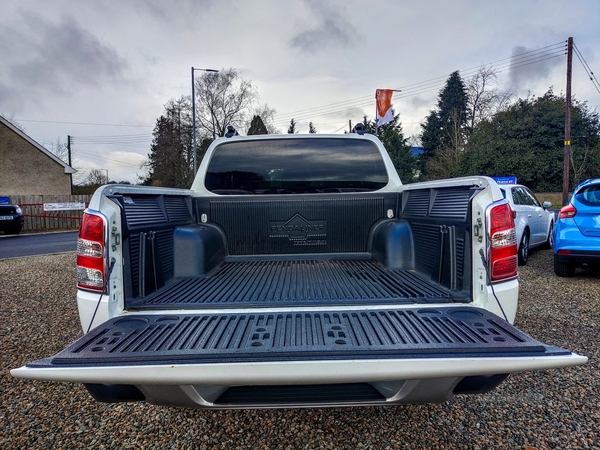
[488,203,518,281]
[559,203,577,219]
[77,212,106,291]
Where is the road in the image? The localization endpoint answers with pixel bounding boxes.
[0,231,77,259]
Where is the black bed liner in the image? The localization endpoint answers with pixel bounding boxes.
[128,259,469,310]
[28,307,570,368]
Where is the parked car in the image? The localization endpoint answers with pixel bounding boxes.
[0,203,24,235]
[554,178,600,277]
[498,183,554,265]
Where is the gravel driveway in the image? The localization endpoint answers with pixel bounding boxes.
[1,250,598,449]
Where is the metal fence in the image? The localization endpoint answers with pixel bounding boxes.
[9,195,91,232]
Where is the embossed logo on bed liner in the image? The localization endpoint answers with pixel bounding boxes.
[269,213,326,245]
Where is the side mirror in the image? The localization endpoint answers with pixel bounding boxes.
[542,201,552,209]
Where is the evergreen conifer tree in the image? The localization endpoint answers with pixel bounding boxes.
[287,119,298,134]
[247,115,268,135]
[420,71,468,179]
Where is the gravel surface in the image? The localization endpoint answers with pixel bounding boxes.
[1,250,598,449]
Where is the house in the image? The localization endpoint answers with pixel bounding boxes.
[0,115,76,195]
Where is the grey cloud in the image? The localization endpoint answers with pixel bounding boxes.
[0,11,127,112]
[0,83,19,107]
[336,106,371,125]
[289,1,358,53]
[508,45,564,91]
[127,0,206,27]
[410,96,433,109]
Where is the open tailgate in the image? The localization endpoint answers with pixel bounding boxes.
[12,306,586,407]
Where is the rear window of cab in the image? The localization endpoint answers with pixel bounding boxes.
[205,138,389,194]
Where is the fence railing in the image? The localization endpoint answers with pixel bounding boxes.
[9,195,91,232]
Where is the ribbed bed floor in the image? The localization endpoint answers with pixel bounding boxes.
[131,259,467,309]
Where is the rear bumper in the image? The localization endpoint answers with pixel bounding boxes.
[554,219,600,256]
[12,354,585,408]
[88,374,508,408]
[554,250,600,265]
[12,353,585,385]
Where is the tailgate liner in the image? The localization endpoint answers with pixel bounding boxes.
[29,307,569,368]
[130,259,467,310]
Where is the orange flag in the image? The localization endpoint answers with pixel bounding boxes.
[376,89,394,126]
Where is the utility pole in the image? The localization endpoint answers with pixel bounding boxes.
[562,37,573,206]
[67,135,73,195]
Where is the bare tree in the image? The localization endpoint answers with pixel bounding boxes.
[407,135,421,147]
[85,169,109,186]
[1,113,25,131]
[194,68,259,139]
[72,169,110,194]
[48,138,69,164]
[466,66,513,131]
[48,137,85,186]
[570,141,600,188]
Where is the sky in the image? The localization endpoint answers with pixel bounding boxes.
[1,0,599,184]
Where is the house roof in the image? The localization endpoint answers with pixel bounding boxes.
[0,115,76,174]
[410,146,424,156]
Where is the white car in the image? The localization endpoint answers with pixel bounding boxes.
[499,183,554,265]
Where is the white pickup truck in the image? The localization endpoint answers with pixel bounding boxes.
[12,131,586,409]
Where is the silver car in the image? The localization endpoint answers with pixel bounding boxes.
[499,184,554,265]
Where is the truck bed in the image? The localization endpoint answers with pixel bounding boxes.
[115,188,477,311]
[128,258,469,310]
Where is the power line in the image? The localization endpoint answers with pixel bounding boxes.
[71,134,152,143]
[73,142,151,149]
[272,41,568,126]
[573,43,600,95]
[69,134,149,169]
[16,41,584,137]
[274,49,564,124]
[13,119,153,128]
[73,152,145,169]
[70,135,153,154]
[73,133,152,139]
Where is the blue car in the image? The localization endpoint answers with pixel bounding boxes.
[554,178,600,277]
